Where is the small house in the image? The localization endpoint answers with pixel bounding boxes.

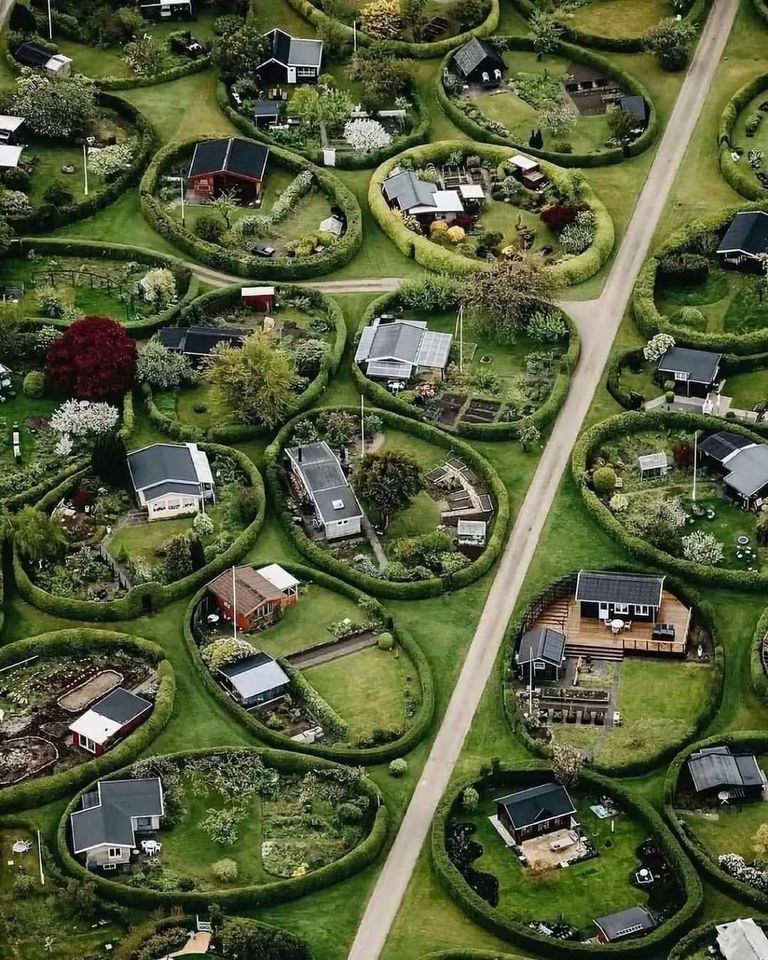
[515,626,566,683]
[285,441,364,540]
[574,570,665,623]
[594,907,656,944]
[716,918,768,960]
[495,782,576,843]
[256,29,323,85]
[721,444,768,510]
[127,442,215,520]
[70,777,164,870]
[187,137,270,201]
[241,285,275,310]
[320,215,344,237]
[619,95,649,130]
[687,745,766,800]
[0,115,24,144]
[252,101,282,128]
[355,317,453,382]
[698,431,756,471]
[509,154,547,191]
[564,61,609,94]
[68,688,152,756]
[657,346,722,398]
[637,452,669,480]
[457,519,486,547]
[717,210,768,273]
[14,41,72,75]
[218,652,290,708]
[138,0,193,17]
[0,145,22,170]
[451,37,505,87]
[207,564,298,631]
[381,168,465,225]
[157,325,246,361]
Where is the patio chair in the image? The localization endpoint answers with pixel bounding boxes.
[622,621,632,632]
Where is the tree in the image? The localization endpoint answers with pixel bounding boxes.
[608,107,638,143]
[352,450,422,529]
[462,787,479,812]
[643,332,675,362]
[136,338,192,389]
[91,430,128,486]
[528,10,563,57]
[401,0,426,22]
[528,128,543,149]
[461,259,559,343]
[592,466,617,496]
[23,370,44,398]
[323,410,358,448]
[753,824,768,862]
[516,418,540,451]
[349,44,411,112]
[643,17,698,71]
[206,331,294,427]
[124,34,165,75]
[213,23,267,79]
[681,530,724,565]
[219,918,312,960]
[290,86,351,129]
[8,70,96,140]
[293,339,328,377]
[552,741,584,787]
[389,757,407,777]
[50,399,120,440]
[164,534,193,582]
[343,118,392,152]
[210,188,240,229]
[13,506,66,564]
[0,216,13,257]
[539,100,578,138]
[45,316,137,403]
[212,858,239,883]
[362,0,403,39]
[202,636,256,671]
[194,213,223,243]
[317,18,348,58]
[66,878,97,918]
[625,496,686,551]
[455,0,486,29]
[672,440,695,471]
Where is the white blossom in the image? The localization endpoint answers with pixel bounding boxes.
[643,332,676,362]
[54,434,74,457]
[682,530,724,566]
[87,141,136,178]
[50,399,119,439]
[343,118,392,152]
[140,268,177,308]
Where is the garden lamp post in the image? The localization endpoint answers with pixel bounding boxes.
[82,143,88,196]
[692,429,701,503]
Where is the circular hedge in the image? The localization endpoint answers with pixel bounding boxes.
[350,290,580,439]
[500,567,725,776]
[432,761,702,957]
[718,73,768,200]
[143,283,346,442]
[369,141,614,284]
[436,36,658,167]
[663,731,768,910]
[57,746,388,908]
[183,560,435,764]
[13,442,266,621]
[265,405,510,599]
[572,409,768,590]
[139,134,362,280]
[632,201,768,354]
[750,606,768,707]
[0,629,175,814]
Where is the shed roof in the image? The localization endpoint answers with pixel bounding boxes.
[724,444,768,498]
[452,37,504,77]
[188,138,270,182]
[253,100,282,117]
[575,571,664,608]
[14,41,52,66]
[218,652,289,700]
[495,782,575,830]
[257,563,300,593]
[0,144,23,169]
[313,485,364,523]
[516,626,566,667]
[457,519,487,536]
[157,325,246,357]
[638,452,668,472]
[619,95,648,123]
[699,431,756,464]
[208,565,284,616]
[717,210,768,257]
[381,169,438,211]
[0,115,24,132]
[70,778,164,853]
[687,746,764,793]
[68,689,152,745]
[716,918,768,960]
[594,907,656,942]
[658,346,722,383]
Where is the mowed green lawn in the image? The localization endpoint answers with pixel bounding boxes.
[555,0,669,37]
[254,584,363,659]
[109,505,224,566]
[725,368,768,409]
[656,264,768,335]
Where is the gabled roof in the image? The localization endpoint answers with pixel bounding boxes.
[285,442,364,524]
[70,778,164,852]
[516,626,566,667]
[68,688,152,745]
[0,115,24,132]
[717,210,768,257]
[188,138,270,183]
[575,571,664,608]
[127,442,213,495]
[218,652,289,699]
[208,565,284,616]
[157,325,247,357]
[699,431,756,464]
[261,28,323,67]
[355,319,453,373]
[452,37,504,77]
[716,918,768,960]
[495,782,575,830]
[594,907,656,942]
[15,41,53,67]
[657,346,722,384]
[723,445,768,498]
[619,95,648,123]
[381,169,438,212]
[687,745,764,793]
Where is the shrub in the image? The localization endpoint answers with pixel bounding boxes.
[377,631,395,651]
[446,225,466,243]
[674,306,707,330]
[430,220,449,235]
[22,370,44,398]
[43,181,74,206]
[193,512,214,537]
[211,858,239,883]
[525,309,567,342]
[592,466,616,495]
[389,757,407,777]
[202,636,255,671]
[461,786,479,812]
[681,530,724,565]
[643,332,675,362]
[194,214,224,243]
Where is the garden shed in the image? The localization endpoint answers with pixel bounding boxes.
[698,431,756,469]
[451,37,505,87]
[187,138,270,201]
[509,155,547,191]
[0,144,22,169]
[720,443,768,509]
[515,626,566,683]
[495,782,575,843]
[686,745,765,800]
[716,918,768,960]
[593,907,656,944]
[252,101,282,128]
[256,29,323,85]
[355,317,453,381]
[14,41,72,75]
[618,95,649,129]
[637,451,668,479]
[241,285,275,310]
[717,210,768,273]
[656,346,722,398]
[285,441,364,540]
[217,652,290,708]
[457,519,486,547]
[68,688,153,756]
[158,325,246,360]
[0,115,24,144]
[127,442,215,520]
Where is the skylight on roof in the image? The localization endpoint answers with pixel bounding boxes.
[332,499,344,510]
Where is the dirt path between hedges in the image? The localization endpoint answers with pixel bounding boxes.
[191,264,403,293]
[347,2,740,957]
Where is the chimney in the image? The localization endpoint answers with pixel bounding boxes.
[298,447,302,463]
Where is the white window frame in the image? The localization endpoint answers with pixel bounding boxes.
[614,603,629,615]
[634,604,650,616]
[107,847,123,860]
[79,734,97,753]
[673,371,689,382]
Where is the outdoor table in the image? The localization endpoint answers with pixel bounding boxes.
[737,535,750,546]
[11,841,30,854]
[207,614,219,624]
[610,619,624,633]
[141,840,161,855]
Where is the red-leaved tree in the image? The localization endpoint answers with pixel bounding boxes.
[45,315,137,403]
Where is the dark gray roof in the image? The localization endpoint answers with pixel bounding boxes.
[495,782,575,830]
[14,41,52,67]
[575,571,664,608]
[219,652,289,699]
[699,431,755,464]
[188,138,269,182]
[93,688,152,725]
[594,907,656,942]
[687,746,764,793]
[286,442,346,492]
[362,321,424,365]
[261,29,323,67]
[619,95,648,123]
[314,485,363,523]
[70,778,164,853]
[517,627,566,667]
[253,100,282,117]
[452,37,504,78]
[723,445,768,498]
[658,346,721,384]
[718,211,768,257]
[381,170,438,212]
[157,325,247,357]
[127,443,198,492]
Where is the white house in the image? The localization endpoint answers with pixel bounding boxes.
[285,441,363,540]
[716,918,768,960]
[126,442,215,520]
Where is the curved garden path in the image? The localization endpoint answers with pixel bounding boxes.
[347,2,740,957]
[192,263,402,293]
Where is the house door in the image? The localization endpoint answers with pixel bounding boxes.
[287,66,296,83]
[598,602,609,621]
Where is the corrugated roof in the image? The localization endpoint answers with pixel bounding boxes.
[716,918,768,960]
[416,330,453,369]
[381,170,438,211]
[575,571,664,608]
[717,210,768,256]
[688,746,764,792]
[724,444,768,497]
[495,782,575,830]
[594,907,655,942]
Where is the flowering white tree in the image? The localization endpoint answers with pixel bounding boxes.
[0,191,32,217]
[193,512,214,537]
[8,70,96,139]
[643,332,676,362]
[54,435,74,458]
[136,338,192,389]
[343,118,392,152]
[609,493,629,513]
[50,400,119,440]
[538,100,578,137]
[202,636,256,671]
[87,141,136,178]
[140,268,176,308]
[682,530,724,565]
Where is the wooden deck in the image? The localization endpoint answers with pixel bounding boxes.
[534,591,691,657]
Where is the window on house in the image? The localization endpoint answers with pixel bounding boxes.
[673,371,688,382]
[614,603,629,615]
[135,817,152,830]
[635,604,650,616]
[108,848,122,860]
[80,734,97,753]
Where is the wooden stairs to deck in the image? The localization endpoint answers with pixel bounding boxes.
[537,598,569,632]
[564,642,624,662]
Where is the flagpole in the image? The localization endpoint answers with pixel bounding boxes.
[353,20,357,53]
[47,0,53,39]
[360,392,365,453]
[231,565,237,640]
[82,144,89,196]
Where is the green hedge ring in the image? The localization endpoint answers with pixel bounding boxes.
[753,0,768,27]
[572,409,768,590]
[139,134,362,280]
[12,441,266,622]
[663,731,768,910]
[143,282,347,442]
[368,141,614,283]
[750,607,768,708]
[350,291,580,439]
[435,36,659,167]
[56,746,388,909]
[718,72,768,200]
[264,405,510,599]
[0,629,175,815]
[500,566,725,777]
[432,761,702,957]
[182,560,435,764]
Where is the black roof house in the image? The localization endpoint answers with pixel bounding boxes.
[256,29,323,84]
[687,745,765,796]
[188,138,269,184]
[452,38,505,85]
[698,431,756,467]
[495,782,575,832]
[285,441,364,531]
[90,688,151,725]
[575,571,664,609]
[657,346,722,386]
[594,907,656,943]
[619,95,649,126]
[70,778,164,854]
[717,211,768,271]
[157,325,247,358]
[14,40,51,67]
[516,627,566,669]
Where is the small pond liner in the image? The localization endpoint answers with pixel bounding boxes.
[57,669,124,713]
[0,735,59,785]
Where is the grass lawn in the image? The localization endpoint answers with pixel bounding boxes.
[0,392,56,471]
[254,583,363,659]
[384,492,443,543]
[656,264,768,336]
[108,506,224,567]
[173,382,235,432]
[725,368,768,409]
[556,0,669,38]
[303,645,414,740]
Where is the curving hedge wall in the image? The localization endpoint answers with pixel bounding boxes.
[0,629,175,814]
[143,282,346,442]
[351,292,580,438]
[139,135,362,280]
[265,406,510,598]
[632,201,768,354]
[572,409,768,590]
[500,567,725,777]
[432,761,702,957]
[750,607,768,707]
[283,0,499,59]
[182,560,435,763]
[216,80,431,170]
[664,731,768,910]
[369,141,614,284]
[57,746,389,908]
[436,37,658,167]
[718,73,768,200]
[753,0,768,27]
[13,441,266,621]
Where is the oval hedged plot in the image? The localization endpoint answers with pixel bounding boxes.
[139,135,362,280]
[0,629,175,814]
[143,283,347,443]
[718,73,768,200]
[56,746,389,909]
[432,761,702,958]
[368,141,614,284]
[264,406,510,599]
[182,561,435,764]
